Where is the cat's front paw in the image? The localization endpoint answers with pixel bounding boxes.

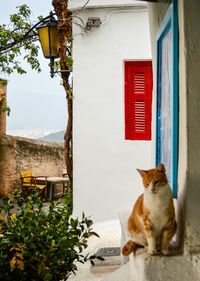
[147,248,158,255]
[161,249,169,255]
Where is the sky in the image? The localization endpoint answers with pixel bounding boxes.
[0,1,67,133]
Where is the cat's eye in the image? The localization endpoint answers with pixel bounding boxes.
[154,180,159,185]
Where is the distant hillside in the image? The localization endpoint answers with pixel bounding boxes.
[39,130,65,143]
[7,128,56,139]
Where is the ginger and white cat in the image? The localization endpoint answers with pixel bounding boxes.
[122,163,176,256]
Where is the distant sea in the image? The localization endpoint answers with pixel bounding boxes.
[7,129,65,143]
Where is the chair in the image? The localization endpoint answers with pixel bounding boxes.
[20,170,48,200]
[62,171,70,193]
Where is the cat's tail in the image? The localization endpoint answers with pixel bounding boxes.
[121,240,142,256]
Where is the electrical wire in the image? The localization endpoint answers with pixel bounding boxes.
[73,15,85,25]
[71,0,90,17]
[101,7,147,26]
[71,5,147,34]
[72,20,87,31]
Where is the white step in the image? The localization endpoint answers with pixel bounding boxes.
[119,211,200,281]
[101,264,130,281]
[128,251,200,281]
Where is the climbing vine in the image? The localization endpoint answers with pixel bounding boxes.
[52,0,73,183]
[0,79,10,116]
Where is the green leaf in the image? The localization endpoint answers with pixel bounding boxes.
[96,256,105,261]
[89,231,100,238]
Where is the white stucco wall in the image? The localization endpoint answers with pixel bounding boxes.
[70,1,153,222]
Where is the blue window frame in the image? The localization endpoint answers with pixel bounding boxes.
[156,0,179,198]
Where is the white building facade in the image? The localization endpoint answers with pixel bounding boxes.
[69,0,154,222]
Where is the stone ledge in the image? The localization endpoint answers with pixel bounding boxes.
[129,251,200,281]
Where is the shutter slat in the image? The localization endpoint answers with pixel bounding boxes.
[135,100,146,133]
[134,72,145,94]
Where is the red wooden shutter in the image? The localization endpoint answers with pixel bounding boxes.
[125,61,153,140]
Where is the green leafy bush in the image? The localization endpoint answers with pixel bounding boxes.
[0,189,101,280]
[61,184,73,216]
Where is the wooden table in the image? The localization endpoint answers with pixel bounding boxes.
[47,176,69,200]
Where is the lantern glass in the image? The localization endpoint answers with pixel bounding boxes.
[37,19,59,59]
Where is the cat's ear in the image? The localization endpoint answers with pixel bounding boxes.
[137,169,147,177]
[156,163,165,172]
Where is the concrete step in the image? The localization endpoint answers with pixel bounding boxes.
[101,264,130,281]
[128,251,200,281]
[118,210,199,281]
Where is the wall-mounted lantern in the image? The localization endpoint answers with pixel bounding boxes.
[36,12,59,78]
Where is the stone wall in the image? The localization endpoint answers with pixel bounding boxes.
[0,135,65,196]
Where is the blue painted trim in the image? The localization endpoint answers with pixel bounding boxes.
[172,0,179,198]
[156,0,179,198]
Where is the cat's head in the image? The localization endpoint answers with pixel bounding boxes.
[137,163,168,194]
